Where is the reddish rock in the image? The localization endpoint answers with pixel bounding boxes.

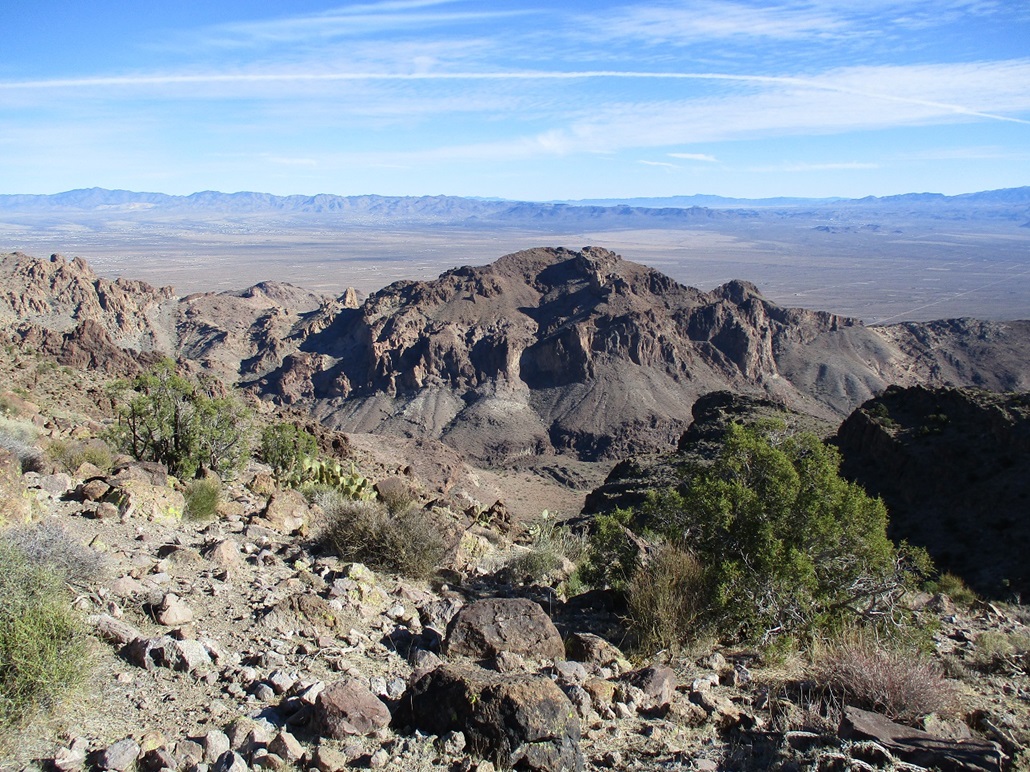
[314,678,391,738]
[445,597,564,661]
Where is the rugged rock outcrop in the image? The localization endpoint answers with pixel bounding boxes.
[4,248,1030,465]
[836,385,1030,598]
[256,247,1030,463]
[0,252,329,382]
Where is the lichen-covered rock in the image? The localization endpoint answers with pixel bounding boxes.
[445,597,564,660]
[106,479,185,525]
[397,663,583,772]
[260,488,310,534]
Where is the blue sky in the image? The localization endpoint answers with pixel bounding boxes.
[1,0,1028,200]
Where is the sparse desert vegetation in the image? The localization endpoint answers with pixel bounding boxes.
[0,247,1026,772]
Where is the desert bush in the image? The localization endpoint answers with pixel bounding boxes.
[614,424,930,645]
[0,540,90,735]
[260,422,318,485]
[626,543,709,652]
[184,478,221,521]
[46,438,113,475]
[506,515,585,585]
[925,572,978,607]
[317,492,445,579]
[108,359,252,479]
[0,520,106,587]
[378,484,416,516]
[0,418,44,473]
[814,634,957,724]
[579,508,641,592]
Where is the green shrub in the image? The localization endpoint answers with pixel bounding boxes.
[926,572,978,607]
[592,424,930,646]
[184,478,221,521]
[108,359,252,479]
[0,540,90,735]
[317,493,445,579]
[626,544,709,652]
[814,634,957,724]
[580,508,640,592]
[260,423,318,485]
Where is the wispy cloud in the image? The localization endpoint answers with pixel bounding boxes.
[4,60,1028,129]
[579,0,1013,47]
[669,152,719,162]
[199,0,531,47]
[748,162,881,173]
[639,160,679,169]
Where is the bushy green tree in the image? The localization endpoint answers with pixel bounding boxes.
[260,422,318,485]
[109,360,251,479]
[603,423,929,645]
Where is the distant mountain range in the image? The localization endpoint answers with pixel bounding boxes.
[1,186,1027,227]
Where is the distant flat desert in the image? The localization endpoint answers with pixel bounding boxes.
[2,216,1028,324]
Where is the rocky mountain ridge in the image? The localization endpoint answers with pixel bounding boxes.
[3,248,1030,465]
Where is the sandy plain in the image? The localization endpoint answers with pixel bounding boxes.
[1,212,1028,323]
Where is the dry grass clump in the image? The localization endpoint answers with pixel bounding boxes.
[814,635,957,724]
[46,438,113,475]
[0,539,91,742]
[0,520,106,587]
[972,630,1030,675]
[317,493,446,579]
[626,544,709,653]
[505,516,585,586]
[0,417,44,473]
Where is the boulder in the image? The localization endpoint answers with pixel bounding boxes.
[445,597,564,661]
[314,678,392,738]
[398,663,583,772]
[620,665,678,708]
[122,635,212,674]
[97,738,140,771]
[565,633,629,671]
[156,593,194,626]
[106,479,185,525]
[261,488,310,534]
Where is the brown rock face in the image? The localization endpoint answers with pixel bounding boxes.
[4,248,1029,466]
[445,597,565,661]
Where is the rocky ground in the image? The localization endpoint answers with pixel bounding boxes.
[0,347,1028,772]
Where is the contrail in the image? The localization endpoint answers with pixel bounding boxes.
[1,69,1027,126]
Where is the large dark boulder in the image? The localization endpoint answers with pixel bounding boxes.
[445,597,565,661]
[836,386,1030,598]
[397,664,583,771]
